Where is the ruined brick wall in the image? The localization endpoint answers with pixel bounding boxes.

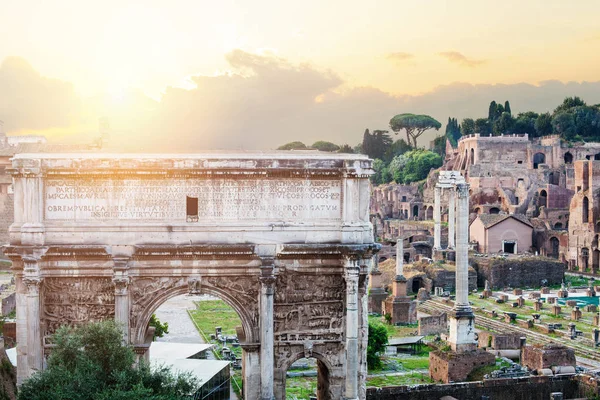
[424,265,477,291]
[1,293,15,316]
[521,345,576,370]
[475,257,564,289]
[366,376,580,400]
[478,331,522,350]
[429,350,495,383]
[417,313,447,336]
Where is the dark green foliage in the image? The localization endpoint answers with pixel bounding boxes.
[277,141,307,150]
[513,111,538,135]
[445,117,461,146]
[504,100,511,116]
[554,96,586,114]
[362,129,393,160]
[488,101,498,122]
[371,159,392,185]
[461,118,475,135]
[474,118,491,135]
[389,114,442,148]
[431,135,446,157]
[382,138,411,163]
[535,112,553,137]
[492,112,515,135]
[311,141,340,152]
[337,144,354,153]
[18,321,198,400]
[367,322,388,370]
[149,314,169,340]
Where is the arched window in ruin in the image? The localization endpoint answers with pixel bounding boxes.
[594,153,600,161]
[549,172,559,185]
[404,252,410,263]
[470,148,475,165]
[539,190,547,208]
[412,205,419,218]
[554,222,563,230]
[426,206,433,220]
[533,152,545,169]
[564,152,573,164]
[550,237,559,258]
[379,257,387,263]
[489,207,500,214]
[583,196,590,223]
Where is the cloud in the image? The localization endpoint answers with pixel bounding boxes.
[3,52,600,151]
[438,51,486,67]
[0,57,80,132]
[386,52,414,63]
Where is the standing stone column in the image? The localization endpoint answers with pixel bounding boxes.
[448,182,476,352]
[448,188,455,249]
[259,261,275,400]
[23,256,43,377]
[357,261,370,400]
[396,238,403,276]
[344,258,360,400]
[113,258,130,343]
[434,186,441,249]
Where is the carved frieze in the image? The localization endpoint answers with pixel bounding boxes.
[274,271,344,341]
[42,278,115,336]
[130,277,186,329]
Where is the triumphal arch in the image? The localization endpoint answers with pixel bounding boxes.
[4,152,377,400]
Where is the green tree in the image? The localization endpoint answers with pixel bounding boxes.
[389,114,442,148]
[367,322,388,370]
[382,138,411,163]
[513,111,538,135]
[18,321,198,400]
[552,112,576,140]
[474,118,491,135]
[488,101,497,122]
[554,96,586,114]
[277,141,307,150]
[362,129,393,160]
[337,144,354,153]
[149,314,169,340]
[371,159,392,185]
[311,141,340,152]
[431,135,447,157]
[461,118,475,135]
[504,100,511,116]
[535,112,553,137]
[394,149,442,184]
[492,112,515,135]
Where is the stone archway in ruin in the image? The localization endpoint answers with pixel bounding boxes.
[5,153,378,400]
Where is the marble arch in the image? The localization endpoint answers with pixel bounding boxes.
[4,152,378,400]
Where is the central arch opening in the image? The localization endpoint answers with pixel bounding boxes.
[285,356,332,400]
[146,290,250,400]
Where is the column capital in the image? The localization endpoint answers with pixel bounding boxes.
[456,182,470,198]
[188,276,201,295]
[23,276,43,295]
[112,276,130,296]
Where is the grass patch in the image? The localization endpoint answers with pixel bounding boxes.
[366,372,433,387]
[398,357,429,370]
[466,358,511,382]
[286,376,316,399]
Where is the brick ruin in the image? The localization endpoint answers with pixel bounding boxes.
[372,134,600,276]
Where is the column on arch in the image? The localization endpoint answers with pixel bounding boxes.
[259,259,275,400]
[23,257,43,378]
[344,257,360,400]
[448,187,456,249]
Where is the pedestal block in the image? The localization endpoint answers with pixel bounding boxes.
[429,349,495,383]
[368,288,388,315]
[383,296,417,325]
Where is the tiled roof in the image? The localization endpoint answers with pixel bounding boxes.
[477,213,532,229]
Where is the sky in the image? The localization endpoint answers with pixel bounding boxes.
[1,0,600,150]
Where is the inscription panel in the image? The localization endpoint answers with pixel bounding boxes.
[44,178,342,221]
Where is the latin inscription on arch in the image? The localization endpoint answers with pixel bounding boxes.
[44,178,342,221]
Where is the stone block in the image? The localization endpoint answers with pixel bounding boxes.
[498,294,508,302]
[504,312,517,323]
[547,296,557,304]
[566,300,578,307]
[368,289,388,315]
[482,289,492,298]
[417,287,431,301]
[585,304,598,313]
[517,319,534,329]
[478,331,522,350]
[594,314,600,326]
[521,345,576,371]
[540,287,550,294]
[533,301,542,311]
[528,292,541,299]
[517,296,525,307]
[557,289,568,298]
[552,305,562,316]
[429,350,495,384]
[513,288,523,296]
[571,307,582,321]
[586,288,596,297]
[537,325,555,334]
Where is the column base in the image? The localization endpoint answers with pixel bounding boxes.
[448,308,476,352]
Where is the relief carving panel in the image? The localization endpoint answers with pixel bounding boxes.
[274,272,344,342]
[42,278,115,336]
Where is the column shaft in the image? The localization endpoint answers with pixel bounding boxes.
[114,278,130,343]
[260,267,275,400]
[396,238,403,277]
[345,260,359,400]
[434,187,441,249]
[455,183,470,307]
[448,189,455,249]
[24,277,43,375]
